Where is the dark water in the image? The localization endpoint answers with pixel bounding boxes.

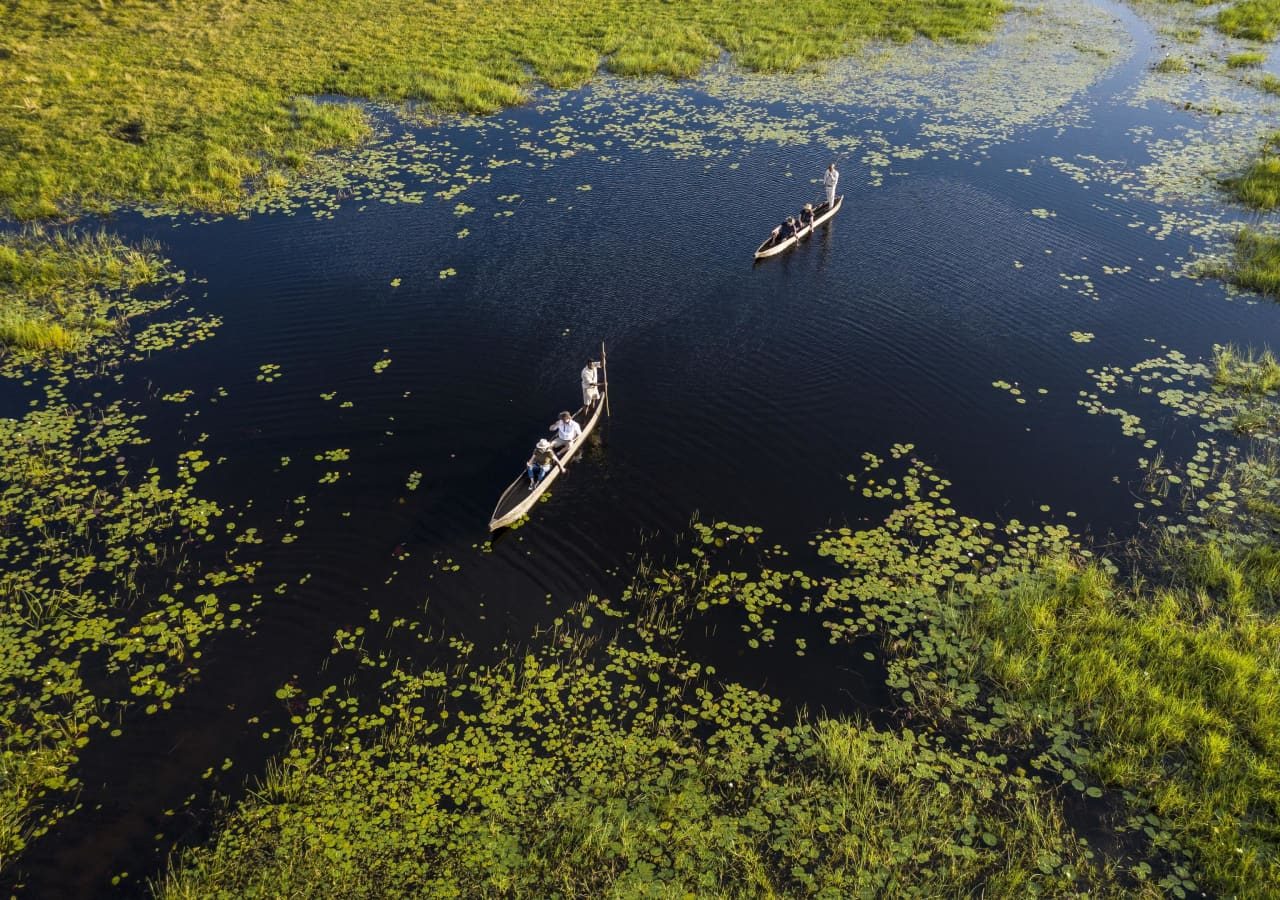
[8,2,1280,894]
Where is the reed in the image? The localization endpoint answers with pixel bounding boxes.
[1153,55,1191,73]
[967,548,1280,894]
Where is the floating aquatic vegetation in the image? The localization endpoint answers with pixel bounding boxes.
[991,379,1027,403]
[0,390,271,862]
[255,363,282,383]
[159,541,1116,897]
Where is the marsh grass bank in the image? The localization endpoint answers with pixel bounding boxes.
[0,0,1009,220]
[0,228,169,354]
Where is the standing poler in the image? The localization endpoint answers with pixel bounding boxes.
[581,359,601,410]
[823,162,839,208]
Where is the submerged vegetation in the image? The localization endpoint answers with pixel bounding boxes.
[0,0,1009,219]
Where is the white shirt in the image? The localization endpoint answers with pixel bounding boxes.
[555,419,582,442]
[581,365,598,389]
[823,168,839,189]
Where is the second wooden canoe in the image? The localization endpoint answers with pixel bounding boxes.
[754,195,844,260]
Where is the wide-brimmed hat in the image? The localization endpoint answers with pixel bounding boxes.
[536,438,551,450]
[559,411,572,419]
[804,203,813,210]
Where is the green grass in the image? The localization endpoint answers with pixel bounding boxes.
[965,548,1280,893]
[1226,134,1280,210]
[0,0,1009,220]
[1228,228,1280,297]
[1262,72,1280,95]
[0,228,165,355]
[1218,0,1280,41]
[1153,55,1192,73]
[1214,344,1280,394]
[1227,50,1266,67]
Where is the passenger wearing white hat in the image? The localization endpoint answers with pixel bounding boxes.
[525,438,562,490]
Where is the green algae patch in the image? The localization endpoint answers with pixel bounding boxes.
[0,0,1008,220]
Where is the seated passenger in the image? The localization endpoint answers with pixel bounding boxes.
[526,438,562,490]
[549,411,582,452]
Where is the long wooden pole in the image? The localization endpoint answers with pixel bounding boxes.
[601,341,610,418]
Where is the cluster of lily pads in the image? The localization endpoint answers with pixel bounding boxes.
[0,236,268,864]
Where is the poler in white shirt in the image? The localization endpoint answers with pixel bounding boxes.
[581,359,601,408]
[823,163,839,207]
[549,411,582,451]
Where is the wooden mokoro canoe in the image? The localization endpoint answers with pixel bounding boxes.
[754,195,844,260]
[488,344,609,531]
